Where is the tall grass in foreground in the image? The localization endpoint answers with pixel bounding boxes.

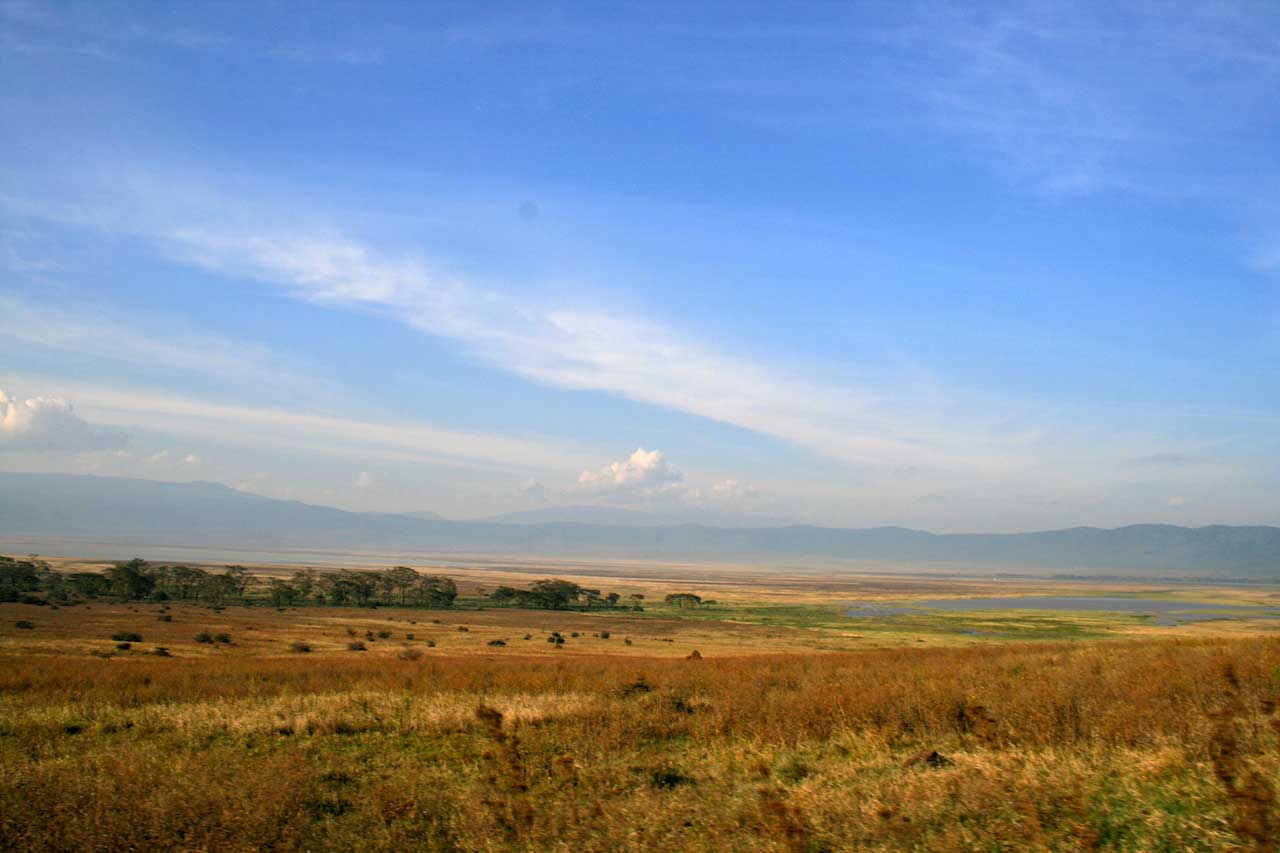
[1,637,1278,850]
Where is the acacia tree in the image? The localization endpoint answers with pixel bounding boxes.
[664,593,703,609]
[385,566,420,604]
[268,579,298,608]
[290,569,317,604]
[107,558,155,601]
[528,579,583,609]
[414,575,457,608]
[0,555,41,601]
[223,566,250,600]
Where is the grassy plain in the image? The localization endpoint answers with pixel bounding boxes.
[2,558,1280,850]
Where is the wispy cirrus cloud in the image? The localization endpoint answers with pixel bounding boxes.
[0,168,1194,501]
[0,291,292,385]
[1,376,587,474]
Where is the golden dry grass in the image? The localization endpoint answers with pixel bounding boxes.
[3,560,1280,851]
[3,607,1280,850]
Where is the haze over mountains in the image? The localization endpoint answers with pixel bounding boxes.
[1,473,1277,578]
[476,506,791,528]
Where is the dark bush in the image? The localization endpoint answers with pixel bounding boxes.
[376,629,392,639]
[115,642,132,651]
[111,632,143,642]
[15,621,34,630]
[290,641,312,653]
[152,647,171,657]
[214,633,232,644]
[157,614,172,622]
[456,626,469,632]
[487,639,506,647]
[648,767,694,789]
[405,633,415,640]
[347,641,367,651]
[193,631,214,644]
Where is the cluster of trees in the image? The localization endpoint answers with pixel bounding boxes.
[489,578,645,611]
[665,593,715,609]
[269,568,456,608]
[0,555,457,609]
[0,555,45,602]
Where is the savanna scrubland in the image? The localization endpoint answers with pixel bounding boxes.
[2,556,1279,851]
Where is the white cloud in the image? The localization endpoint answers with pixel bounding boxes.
[1167,496,1186,507]
[709,478,757,502]
[181,452,200,465]
[0,386,127,451]
[577,447,683,496]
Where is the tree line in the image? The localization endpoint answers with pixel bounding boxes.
[3,555,713,612]
[0,556,456,609]
[488,578,645,611]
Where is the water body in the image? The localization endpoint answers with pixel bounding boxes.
[847,596,1280,626]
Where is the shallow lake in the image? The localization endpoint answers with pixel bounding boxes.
[846,596,1280,626]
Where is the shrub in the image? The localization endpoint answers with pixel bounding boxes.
[111,632,143,642]
[487,639,507,647]
[425,640,436,648]
[376,629,392,639]
[648,766,694,789]
[193,632,214,644]
[14,621,34,630]
[405,632,415,640]
[115,642,132,651]
[347,640,367,651]
[600,631,611,640]
[345,627,357,637]
[152,646,171,657]
[214,633,232,644]
[398,647,423,660]
[19,595,46,606]
[457,626,469,632]
[157,614,172,622]
[290,641,312,653]
[571,632,580,638]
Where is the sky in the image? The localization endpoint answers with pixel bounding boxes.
[1,0,1278,532]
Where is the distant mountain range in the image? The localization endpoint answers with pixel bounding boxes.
[478,505,670,526]
[1,473,1277,577]
[475,505,790,527]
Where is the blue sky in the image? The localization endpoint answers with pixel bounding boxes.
[1,0,1278,531]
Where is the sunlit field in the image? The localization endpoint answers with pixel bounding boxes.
[2,557,1279,851]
